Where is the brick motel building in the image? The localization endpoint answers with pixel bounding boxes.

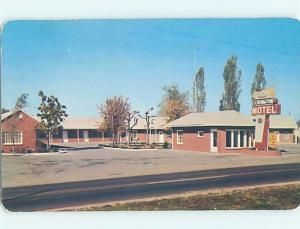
[1,109,298,153]
[51,116,170,145]
[1,110,170,153]
[1,110,40,153]
[168,110,298,153]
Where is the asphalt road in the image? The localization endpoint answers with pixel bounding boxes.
[2,163,300,211]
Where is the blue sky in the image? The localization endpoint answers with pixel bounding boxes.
[1,19,300,120]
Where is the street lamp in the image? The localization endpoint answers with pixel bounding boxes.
[138,107,155,147]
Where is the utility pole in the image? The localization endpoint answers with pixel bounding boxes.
[138,107,155,148]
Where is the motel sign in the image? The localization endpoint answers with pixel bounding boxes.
[252,87,281,150]
[252,104,281,115]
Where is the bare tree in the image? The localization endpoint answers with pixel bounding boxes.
[124,110,139,145]
[99,96,131,146]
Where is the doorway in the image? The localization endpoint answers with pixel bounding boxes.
[210,129,218,152]
[158,131,165,143]
[84,131,89,142]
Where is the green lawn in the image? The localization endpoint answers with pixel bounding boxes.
[80,184,300,211]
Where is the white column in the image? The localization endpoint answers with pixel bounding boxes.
[171,129,174,149]
[238,130,240,148]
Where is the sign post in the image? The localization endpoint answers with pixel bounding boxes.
[252,87,281,150]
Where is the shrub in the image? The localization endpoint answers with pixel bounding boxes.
[163,141,171,149]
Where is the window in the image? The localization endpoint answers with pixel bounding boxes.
[36,129,47,139]
[88,130,101,138]
[2,132,22,145]
[52,129,62,138]
[233,130,238,147]
[104,131,113,138]
[197,131,204,137]
[226,129,254,148]
[212,130,218,147]
[226,130,232,147]
[177,130,183,144]
[240,130,245,147]
[68,130,78,138]
[246,131,250,147]
[79,130,85,138]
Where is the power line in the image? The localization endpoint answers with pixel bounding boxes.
[119,20,300,58]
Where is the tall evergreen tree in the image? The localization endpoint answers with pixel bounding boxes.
[219,55,242,111]
[251,62,267,95]
[193,67,206,112]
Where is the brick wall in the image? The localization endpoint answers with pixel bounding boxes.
[172,127,211,152]
[270,129,295,144]
[279,132,294,144]
[172,127,255,153]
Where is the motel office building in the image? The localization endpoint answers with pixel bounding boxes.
[168,111,256,153]
[168,110,298,153]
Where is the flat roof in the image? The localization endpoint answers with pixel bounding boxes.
[269,115,297,129]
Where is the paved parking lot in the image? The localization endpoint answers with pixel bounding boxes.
[2,145,300,188]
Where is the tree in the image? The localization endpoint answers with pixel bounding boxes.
[158,85,190,121]
[1,108,9,114]
[251,62,267,96]
[15,93,29,110]
[99,96,131,146]
[5,93,29,153]
[124,110,139,145]
[193,67,206,112]
[219,55,242,111]
[37,91,68,150]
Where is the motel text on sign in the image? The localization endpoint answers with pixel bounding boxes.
[252,104,281,116]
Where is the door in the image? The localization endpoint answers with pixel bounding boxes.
[63,130,68,143]
[158,131,165,143]
[84,131,89,142]
[210,129,218,152]
[275,131,280,143]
